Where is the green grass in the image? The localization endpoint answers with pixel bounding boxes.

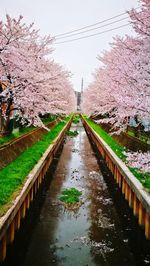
[127,130,150,144]
[84,116,150,191]
[127,130,135,137]
[128,167,150,190]
[66,130,79,137]
[0,116,58,147]
[59,188,82,204]
[72,115,80,124]
[41,115,56,124]
[0,127,35,146]
[0,120,68,216]
[85,117,126,161]
[139,135,149,143]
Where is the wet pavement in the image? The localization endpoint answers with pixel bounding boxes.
[1,122,150,266]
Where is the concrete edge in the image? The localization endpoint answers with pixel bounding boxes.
[82,116,150,214]
[0,118,71,239]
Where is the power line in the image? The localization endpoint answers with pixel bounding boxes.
[55,12,150,45]
[53,6,140,38]
[55,16,129,40]
[55,23,131,44]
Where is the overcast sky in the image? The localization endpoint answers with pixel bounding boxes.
[0,0,139,91]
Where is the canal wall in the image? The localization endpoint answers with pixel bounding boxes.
[81,116,150,241]
[0,119,60,170]
[0,118,71,262]
[96,122,150,152]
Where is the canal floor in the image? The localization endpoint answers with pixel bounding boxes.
[2,123,150,266]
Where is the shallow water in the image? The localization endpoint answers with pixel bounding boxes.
[2,123,150,266]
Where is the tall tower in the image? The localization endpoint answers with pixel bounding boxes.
[76,78,84,111]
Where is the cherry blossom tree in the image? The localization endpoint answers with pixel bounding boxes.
[82,0,150,134]
[0,15,76,134]
[124,151,150,173]
[82,0,150,172]
[129,0,150,37]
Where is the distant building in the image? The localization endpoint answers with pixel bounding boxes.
[75,91,81,111]
[74,78,84,111]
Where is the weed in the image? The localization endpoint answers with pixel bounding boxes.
[72,115,80,124]
[66,130,78,137]
[59,187,82,204]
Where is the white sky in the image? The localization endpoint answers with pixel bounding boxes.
[0,0,139,91]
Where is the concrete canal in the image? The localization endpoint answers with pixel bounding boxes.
[1,122,150,266]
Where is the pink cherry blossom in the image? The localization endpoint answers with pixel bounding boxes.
[124,151,150,173]
[82,0,150,134]
[0,15,76,130]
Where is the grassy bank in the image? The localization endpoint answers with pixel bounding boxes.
[127,129,150,144]
[84,117,150,191]
[0,118,69,216]
[0,116,57,147]
[0,127,35,146]
[85,117,126,161]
